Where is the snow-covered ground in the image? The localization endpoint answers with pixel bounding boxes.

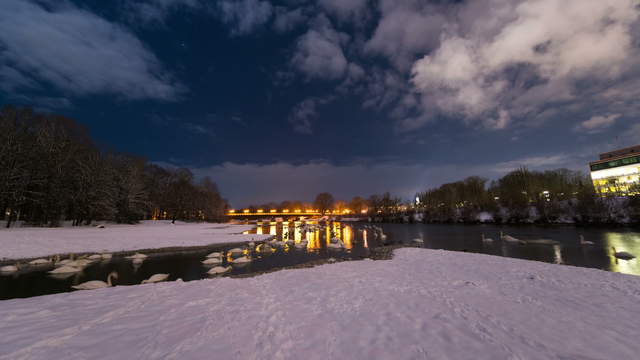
[1,248,639,359]
[0,221,269,261]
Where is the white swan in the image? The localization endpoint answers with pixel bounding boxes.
[413,238,425,244]
[206,252,223,258]
[88,254,103,261]
[579,235,594,245]
[28,257,53,266]
[248,241,256,248]
[208,266,232,275]
[612,247,635,260]
[101,253,113,260]
[126,253,148,260]
[49,265,82,274]
[56,254,75,266]
[229,248,244,256]
[481,234,493,244]
[0,264,19,273]
[67,259,93,268]
[500,232,526,245]
[202,257,223,265]
[141,273,169,284]
[232,256,252,264]
[72,271,118,290]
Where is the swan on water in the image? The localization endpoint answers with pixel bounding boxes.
[500,232,526,245]
[67,259,93,268]
[28,257,53,266]
[206,252,223,258]
[208,266,232,275]
[612,247,635,260]
[49,265,82,274]
[232,256,252,264]
[0,264,19,273]
[481,234,493,244]
[57,254,75,266]
[126,253,148,260]
[413,238,425,244]
[141,273,169,284]
[88,254,103,261]
[579,235,594,245]
[229,248,244,256]
[72,271,118,290]
[202,257,223,265]
[101,253,113,260]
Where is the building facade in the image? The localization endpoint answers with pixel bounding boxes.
[589,145,640,196]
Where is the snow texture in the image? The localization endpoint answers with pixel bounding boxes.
[0,221,269,260]
[1,248,639,359]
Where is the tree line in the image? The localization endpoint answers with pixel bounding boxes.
[0,106,227,227]
[416,168,640,224]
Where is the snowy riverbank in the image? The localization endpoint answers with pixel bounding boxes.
[1,248,639,359]
[0,221,269,261]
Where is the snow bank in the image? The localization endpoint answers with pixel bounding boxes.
[1,248,639,359]
[0,221,269,260]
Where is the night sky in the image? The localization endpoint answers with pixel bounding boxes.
[1,0,639,206]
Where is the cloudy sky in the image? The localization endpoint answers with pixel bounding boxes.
[1,0,639,206]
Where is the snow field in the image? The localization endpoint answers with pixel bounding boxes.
[1,248,639,359]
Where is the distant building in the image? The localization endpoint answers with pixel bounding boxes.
[589,145,640,195]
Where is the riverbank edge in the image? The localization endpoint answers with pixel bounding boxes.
[0,236,274,266]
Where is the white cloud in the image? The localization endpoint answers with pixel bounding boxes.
[291,15,350,80]
[574,114,621,134]
[217,0,273,36]
[408,0,640,131]
[0,0,181,100]
[365,1,446,71]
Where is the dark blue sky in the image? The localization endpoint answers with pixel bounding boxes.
[1,0,639,206]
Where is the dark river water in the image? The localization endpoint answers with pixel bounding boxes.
[1,221,639,300]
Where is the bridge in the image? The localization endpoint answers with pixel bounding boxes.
[227,209,362,217]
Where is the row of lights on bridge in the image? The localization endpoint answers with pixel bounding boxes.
[228,209,368,215]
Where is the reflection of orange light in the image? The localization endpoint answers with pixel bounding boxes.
[282,209,289,213]
[294,209,301,213]
[243,209,250,213]
[257,209,264,213]
[361,209,367,214]
[228,210,236,214]
[270,209,277,213]
[305,209,313,213]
